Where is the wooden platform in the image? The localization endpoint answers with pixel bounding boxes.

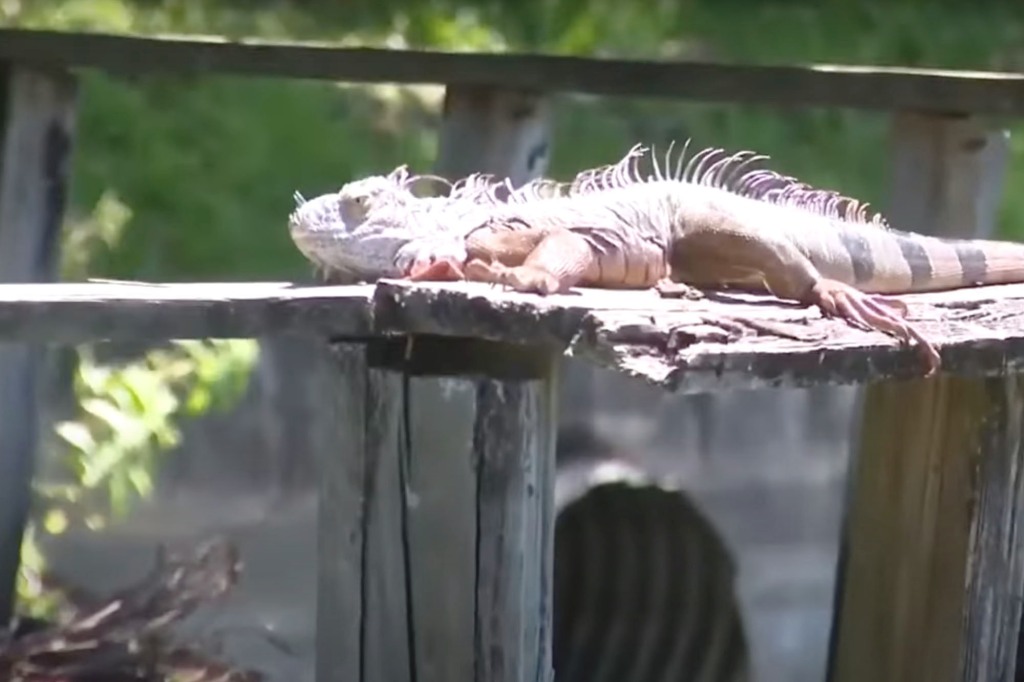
[2,279,1024,391]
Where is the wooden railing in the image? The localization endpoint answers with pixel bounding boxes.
[2,27,1024,682]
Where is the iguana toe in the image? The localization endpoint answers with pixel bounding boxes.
[406,257,465,281]
[810,279,940,375]
[464,260,564,295]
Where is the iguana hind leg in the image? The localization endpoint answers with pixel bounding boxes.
[406,227,559,286]
[669,219,940,374]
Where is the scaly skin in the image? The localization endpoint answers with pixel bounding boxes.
[287,142,1024,375]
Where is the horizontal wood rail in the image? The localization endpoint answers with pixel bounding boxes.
[3,29,1024,114]
[3,279,1024,393]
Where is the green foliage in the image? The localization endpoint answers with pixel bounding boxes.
[17,336,257,617]
[15,168,260,618]
[40,339,258,531]
[3,0,1024,282]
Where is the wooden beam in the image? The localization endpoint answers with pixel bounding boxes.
[318,340,557,682]
[5,279,1024,391]
[2,29,1024,115]
[0,63,76,624]
[0,281,376,343]
[829,375,1024,682]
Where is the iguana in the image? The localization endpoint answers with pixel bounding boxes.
[288,142,1024,374]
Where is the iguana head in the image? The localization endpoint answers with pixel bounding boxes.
[288,165,473,282]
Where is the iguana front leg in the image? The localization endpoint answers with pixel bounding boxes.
[463,228,592,294]
[402,227,555,284]
[461,226,685,294]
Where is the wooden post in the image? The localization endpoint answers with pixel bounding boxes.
[827,114,1016,682]
[316,84,559,682]
[433,85,552,187]
[829,376,1024,682]
[317,338,557,682]
[0,63,76,624]
[433,84,598,423]
[884,112,1009,239]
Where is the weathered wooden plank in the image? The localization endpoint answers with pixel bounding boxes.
[316,344,373,682]
[3,29,1024,115]
[473,374,557,682]
[0,63,76,623]
[7,280,1024,390]
[359,367,413,682]
[0,281,375,343]
[405,378,478,682]
[829,375,1024,682]
[319,339,557,682]
[826,113,1014,682]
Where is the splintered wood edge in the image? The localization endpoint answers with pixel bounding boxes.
[1,279,1024,392]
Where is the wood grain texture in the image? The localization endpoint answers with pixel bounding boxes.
[317,344,385,682]
[0,63,76,623]
[7,280,1024,391]
[3,29,1024,114]
[405,377,478,682]
[473,372,557,682]
[830,375,1024,682]
[318,342,557,682]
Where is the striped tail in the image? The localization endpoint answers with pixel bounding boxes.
[817,228,1024,294]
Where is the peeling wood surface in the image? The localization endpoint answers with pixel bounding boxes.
[4,29,1024,115]
[4,279,1024,390]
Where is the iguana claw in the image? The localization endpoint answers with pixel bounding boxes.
[809,278,940,376]
[463,260,567,295]
[405,257,465,281]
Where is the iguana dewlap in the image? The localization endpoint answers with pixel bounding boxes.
[288,143,1024,375]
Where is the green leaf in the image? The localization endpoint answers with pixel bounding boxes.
[54,421,96,453]
[43,508,68,535]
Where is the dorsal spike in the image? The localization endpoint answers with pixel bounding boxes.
[683,147,719,183]
[672,139,692,181]
[657,140,677,182]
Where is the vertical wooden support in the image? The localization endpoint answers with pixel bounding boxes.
[826,113,1014,682]
[885,112,1009,239]
[830,376,1024,682]
[433,85,552,188]
[0,63,77,624]
[318,340,557,682]
[432,84,596,423]
[317,83,558,682]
